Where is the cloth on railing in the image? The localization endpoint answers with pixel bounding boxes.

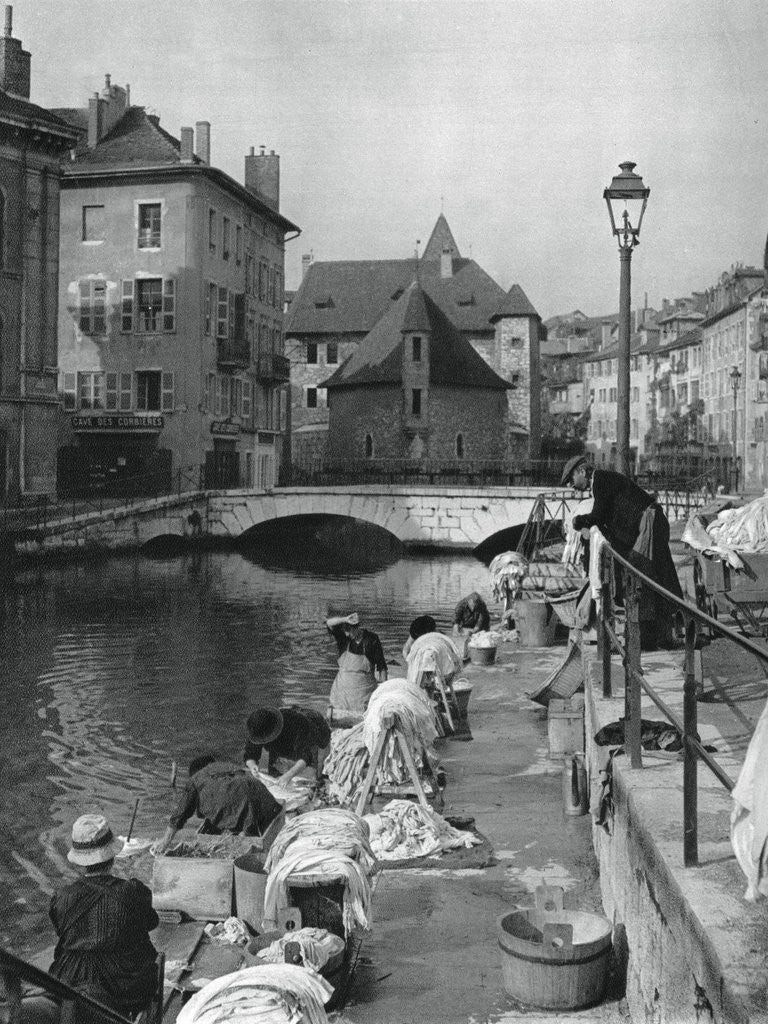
[562,498,593,567]
[363,799,481,861]
[362,678,438,755]
[731,695,768,901]
[406,633,462,688]
[176,963,333,1024]
[263,842,373,935]
[589,527,609,599]
[256,928,345,972]
[264,807,375,874]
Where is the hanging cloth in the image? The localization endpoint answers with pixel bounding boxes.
[329,650,376,715]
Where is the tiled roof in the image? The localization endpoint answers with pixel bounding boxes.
[422,213,460,261]
[285,256,506,335]
[320,282,510,391]
[657,326,702,353]
[71,106,191,166]
[490,283,539,321]
[0,89,78,138]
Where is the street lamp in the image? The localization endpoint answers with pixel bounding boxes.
[604,161,650,477]
[730,364,742,491]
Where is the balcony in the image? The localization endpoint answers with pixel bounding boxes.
[217,337,250,368]
[256,353,290,382]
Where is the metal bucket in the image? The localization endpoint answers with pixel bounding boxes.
[233,852,267,931]
[497,885,612,1010]
[513,601,557,647]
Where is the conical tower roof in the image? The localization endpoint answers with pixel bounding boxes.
[321,281,509,390]
[490,283,540,321]
[422,213,461,261]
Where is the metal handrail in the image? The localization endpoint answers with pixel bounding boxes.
[594,532,767,866]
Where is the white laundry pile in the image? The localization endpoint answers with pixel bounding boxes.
[363,799,481,861]
[323,726,369,806]
[489,551,530,606]
[731,694,768,901]
[249,769,315,813]
[363,677,438,755]
[405,632,463,688]
[264,808,376,874]
[467,630,500,650]
[263,842,373,936]
[707,494,768,553]
[256,928,345,972]
[176,964,333,1024]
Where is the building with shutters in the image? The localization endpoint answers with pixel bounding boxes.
[54,77,299,495]
[0,8,77,501]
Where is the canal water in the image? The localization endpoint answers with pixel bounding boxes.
[0,523,490,955]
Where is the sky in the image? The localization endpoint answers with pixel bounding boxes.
[15,0,768,319]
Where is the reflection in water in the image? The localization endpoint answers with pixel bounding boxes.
[0,537,489,954]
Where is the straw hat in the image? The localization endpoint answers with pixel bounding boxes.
[67,814,123,866]
[247,706,284,745]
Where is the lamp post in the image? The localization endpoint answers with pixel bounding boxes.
[604,162,650,477]
[730,364,742,492]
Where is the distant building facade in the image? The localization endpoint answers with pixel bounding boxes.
[54,79,298,494]
[0,7,76,500]
[321,282,510,467]
[284,214,540,473]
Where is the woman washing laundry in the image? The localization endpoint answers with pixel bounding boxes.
[326,611,387,717]
[244,705,331,785]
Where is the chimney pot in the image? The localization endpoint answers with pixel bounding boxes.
[260,144,265,155]
[249,145,254,156]
[270,149,275,156]
[105,73,111,89]
[195,120,211,165]
[4,5,11,36]
[180,126,194,163]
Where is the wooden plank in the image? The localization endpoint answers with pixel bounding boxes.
[394,729,431,810]
[355,727,389,816]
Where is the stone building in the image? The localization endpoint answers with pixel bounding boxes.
[320,282,510,467]
[53,78,299,494]
[284,214,540,472]
[0,7,77,501]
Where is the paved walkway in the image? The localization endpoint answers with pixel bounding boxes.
[343,642,629,1024]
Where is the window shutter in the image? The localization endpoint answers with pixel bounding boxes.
[119,373,133,411]
[63,373,77,411]
[228,290,235,340]
[221,376,231,418]
[121,280,134,332]
[161,372,175,411]
[215,376,222,416]
[106,372,118,410]
[162,279,175,332]
[242,380,252,422]
[79,281,91,333]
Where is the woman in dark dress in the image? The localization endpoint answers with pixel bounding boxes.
[49,814,159,1018]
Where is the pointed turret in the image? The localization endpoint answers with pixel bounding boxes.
[422,213,461,262]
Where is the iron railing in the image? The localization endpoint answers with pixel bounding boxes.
[288,458,571,488]
[594,532,768,867]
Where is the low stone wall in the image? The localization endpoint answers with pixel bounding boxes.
[582,650,766,1024]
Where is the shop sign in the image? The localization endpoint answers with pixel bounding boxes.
[71,414,164,431]
[211,421,240,436]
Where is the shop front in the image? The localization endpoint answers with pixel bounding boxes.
[58,414,171,497]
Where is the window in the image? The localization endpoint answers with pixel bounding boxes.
[78,371,105,410]
[609,387,617,403]
[318,387,327,407]
[691,380,700,405]
[136,279,163,332]
[245,254,254,295]
[121,280,134,332]
[222,217,230,259]
[136,370,162,411]
[79,280,107,334]
[242,380,252,422]
[412,388,422,416]
[161,372,175,412]
[306,387,318,409]
[326,341,338,365]
[82,205,104,242]
[217,287,228,339]
[365,433,373,458]
[268,266,276,306]
[510,373,520,387]
[205,282,216,335]
[138,203,161,248]
[258,261,267,301]
[106,372,118,410]
[456,433,464,458]
[412,336,422,362]
[208,209,217,253]
[235,225,242,264]
[62,372,76,410]
[274,270,282,309]
[307,342,318,364]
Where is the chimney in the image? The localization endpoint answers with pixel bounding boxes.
[440,246,453,279]
[244,144,280,211]
[0,5,31,99]
[88,92,103,149]
[601,321,612,348]
[301,253,313,279]
[195,121,210,165]
[180,126,194,163]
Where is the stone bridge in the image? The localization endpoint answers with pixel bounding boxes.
[12,485,577,557]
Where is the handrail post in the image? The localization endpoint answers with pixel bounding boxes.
[683,614,699,866]
[598,554,613,698]
[624,571,643,768]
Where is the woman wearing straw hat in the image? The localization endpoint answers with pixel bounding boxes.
[49,814,159,1017]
